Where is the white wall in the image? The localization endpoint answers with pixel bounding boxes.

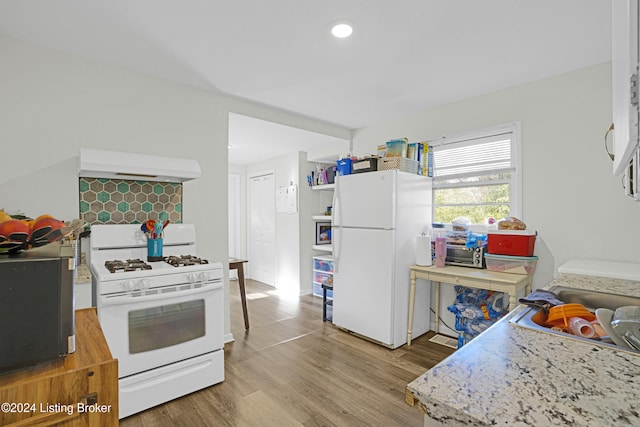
[353,62,628,275]
[228,163,248,261]
[0,34,350,338]
[352,62,634,336]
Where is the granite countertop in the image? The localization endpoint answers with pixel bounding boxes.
[407,273,640,426]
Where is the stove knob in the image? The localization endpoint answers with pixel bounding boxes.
[199,272,213,282]
[139,279,151,290]
[187,273,199,282]
[122,280,136,291]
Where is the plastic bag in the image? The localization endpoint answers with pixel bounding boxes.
[447,286,509,348]
[465,233,487,248]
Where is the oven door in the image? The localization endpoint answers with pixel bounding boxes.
[98,281,223,378]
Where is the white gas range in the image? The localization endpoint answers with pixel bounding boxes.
[89,224,224,419]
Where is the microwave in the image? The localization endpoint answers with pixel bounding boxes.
[0,242,75,372]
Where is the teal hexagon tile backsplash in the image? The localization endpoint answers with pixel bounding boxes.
[79,178,183,225]
[117,182,130,193]
[117,202,130,213]
[97,191,110,203]
[98,211,111,223]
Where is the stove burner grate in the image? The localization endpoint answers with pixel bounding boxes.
[165,255,209,267]
[105,259,153,273]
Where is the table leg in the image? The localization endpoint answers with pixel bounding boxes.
[508,292,517,312]
[407,270,417,346]
[434,281,440,335]
[237,264,250,329]
[322,286,328,322]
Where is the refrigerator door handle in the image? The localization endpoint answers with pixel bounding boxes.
[333,226,340,273]
[332,181,341,227]
[332,179,341,273]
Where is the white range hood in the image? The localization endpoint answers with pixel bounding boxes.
[78,148,201,182]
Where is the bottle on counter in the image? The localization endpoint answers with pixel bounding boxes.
[432,223,447,268]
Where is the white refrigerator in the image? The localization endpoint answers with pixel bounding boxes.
[331,169,432,348]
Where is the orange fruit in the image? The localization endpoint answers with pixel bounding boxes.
[0,219,30,243]
[0,210,12,224]
[35,214,55,223]
[30,217,65,244]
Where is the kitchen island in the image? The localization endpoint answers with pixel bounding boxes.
[407,271,640,426]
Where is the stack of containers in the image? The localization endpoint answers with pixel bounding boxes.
[485,229,538,275]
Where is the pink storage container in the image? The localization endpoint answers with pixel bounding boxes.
[484,254,538,276]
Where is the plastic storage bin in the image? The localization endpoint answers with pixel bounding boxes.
[378,157,419,174]
[487,229,536,256]
[485,253,538,275]
[313,256,334,297]
[336,158,352,175]
[385,139,408,157]
[351,157,378,174]
[313,257,333,273]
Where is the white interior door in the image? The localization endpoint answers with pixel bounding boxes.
[248,172,276,286]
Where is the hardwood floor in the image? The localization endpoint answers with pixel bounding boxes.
[120,279,455,426]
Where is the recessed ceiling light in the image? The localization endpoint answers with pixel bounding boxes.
[331,22,353,38]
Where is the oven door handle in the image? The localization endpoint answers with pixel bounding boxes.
[100,281,223,307]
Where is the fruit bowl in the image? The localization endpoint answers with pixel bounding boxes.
[0,218,86,254]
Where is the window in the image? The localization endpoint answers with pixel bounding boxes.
[430,123,521,224]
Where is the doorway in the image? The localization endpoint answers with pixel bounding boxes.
[248,172,276,286]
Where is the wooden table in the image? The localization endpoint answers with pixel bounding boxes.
[0,308,118,426]
[229,258,250,329]
[407,264,532,345]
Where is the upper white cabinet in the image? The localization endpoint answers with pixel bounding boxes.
[611,0,640,176]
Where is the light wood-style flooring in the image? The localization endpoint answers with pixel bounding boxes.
[120,279,455,426]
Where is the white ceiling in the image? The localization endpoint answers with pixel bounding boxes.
[0,1,611,165]
[228,113,349,165]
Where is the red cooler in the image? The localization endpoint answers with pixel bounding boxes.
[487,229,537,257]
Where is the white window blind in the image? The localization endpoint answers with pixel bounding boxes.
[432,132,514,182]
[430,123,521,223]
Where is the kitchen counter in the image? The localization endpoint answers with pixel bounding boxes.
[0,308,118,426]
[407,273,640,426]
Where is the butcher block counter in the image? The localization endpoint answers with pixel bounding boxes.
[407,270,640,426]
[0,308,118,426]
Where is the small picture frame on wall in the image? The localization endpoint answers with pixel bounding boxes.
[315,222,332,245]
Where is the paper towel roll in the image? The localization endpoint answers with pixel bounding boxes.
[416,235,432,266]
